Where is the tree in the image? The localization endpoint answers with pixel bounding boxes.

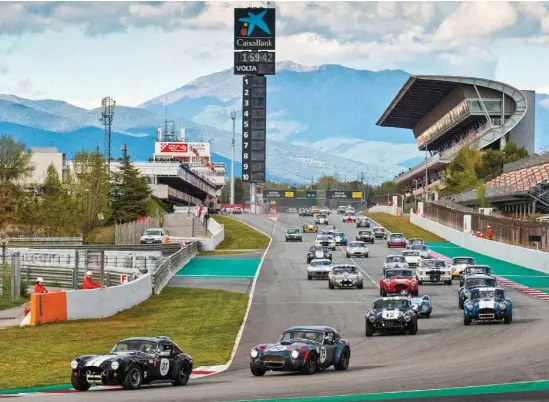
[70,150,111,236]
[110,146,152,224]
[475,148,505,179]
[442,146,482,194]
[502,141,528,164]
[0,136,34,185]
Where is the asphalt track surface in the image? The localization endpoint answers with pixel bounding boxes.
[35,213,549,401]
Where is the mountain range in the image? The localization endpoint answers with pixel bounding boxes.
[1,61,549,184]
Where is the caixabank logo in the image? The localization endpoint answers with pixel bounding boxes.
[234,8,276,50]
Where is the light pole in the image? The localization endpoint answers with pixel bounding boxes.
[413,179,418,209]
[230,107,236,205]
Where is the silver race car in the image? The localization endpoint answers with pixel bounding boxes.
[345,241,369,258]
[328,265,364,289]
[408,244,431,259]
[307,259,333,280]
[383,255,409,273]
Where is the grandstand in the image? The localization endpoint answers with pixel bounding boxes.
[377,75,535,198]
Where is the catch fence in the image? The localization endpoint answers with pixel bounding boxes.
[0,252,22,301]
[423,202,549,250]
[115,215,161,245]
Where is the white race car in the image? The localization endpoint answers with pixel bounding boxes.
[383,255,409,273]
[315,234,336,250]
[307,259,333,280]
[320,208,330,215]
[401,250,422,267]
[416,259,452,285]
[408,244,431,259]
[315,214,329,224]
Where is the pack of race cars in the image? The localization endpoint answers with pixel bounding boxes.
[69,208,515,390]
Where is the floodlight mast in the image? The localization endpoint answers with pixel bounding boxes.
[100,97,116,176]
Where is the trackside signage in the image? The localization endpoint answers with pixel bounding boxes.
[263,190,296,198]
[234,8,276,50]
[326,191,363,199]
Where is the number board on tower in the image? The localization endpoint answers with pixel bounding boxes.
[242,75,267,183]
[234,51,276,75]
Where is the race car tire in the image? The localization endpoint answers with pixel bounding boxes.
[334,347,350,371]
[445,280,452,285]
[412,290,419,296]
[379,287,383,296]
[71,374,91,391]
[425,313,431,318]
[357,282,363,289]
[409,321,417,335]
[459,296,464,309]
[346,254,350,258]
[504,313,512,324]
[301,352,317,375]
[365,323,374,337]
[328,282,334,289]
[418,280,423,285]
[172,360,191,386]
[463,314,471,325]
[365,253,369,258]
[381,289,387,297]
[122,364,143,390]
[307,274,312,280]
[250,364,266,377]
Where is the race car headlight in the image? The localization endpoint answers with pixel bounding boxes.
[385,280,391,286]
[412,304,418,310]
[411,280,417,286]
[466,304,474,311]
[110,361,119,370]
[250,349,259,358]
[499,302,507,310]
[404,315,411,322]
[70,359,79,369]
[291,350,299,359]
[368,315,376,322]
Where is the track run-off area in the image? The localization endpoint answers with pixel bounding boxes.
[24,212,549,401]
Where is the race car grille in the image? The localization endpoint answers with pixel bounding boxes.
[380,320,403,328]
[408,262,418,267]
[478,308,496,319]
[263,355,286,368]
[320,242,329,246]
[311,272,329,278]
[426,270,442,275]
[394,284,408,291]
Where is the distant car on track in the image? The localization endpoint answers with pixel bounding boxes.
[401,250,421,267]
[380,268,418,296]
[249,326,351,376]
[409,295,433,318]
[337,206,346,214]
[373,227,387,240]
[450,256,476,279]
[416,259,452,285]
[342,213,357,223]
[140,228,168,244]
[459,265,493,287]
[356,217,370,228]
[320,207,330,215]
[387,233,406,248]
[329,264,363,289]
[356,230,374,243]
[315,214,329,224]
[303,221,318,233]
[312,206,320,214]
[307,246,332,264]
[407,238,425,247]
[70,336,192,391]
[345,241,369,258]
[307,259,333,280]
[383,255,408,273]
[364,296,418,336]
[285,228,303,242]
[301,208,314,217]
[408,244,431,259]
[458,274,498,308]
[463,287,512,325]
[332,231,348,245]
[315,234,336,250]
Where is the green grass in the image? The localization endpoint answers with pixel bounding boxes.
[84,225,115,244]
[363,212,446,242]
[213,215,270,250]
[0,295,25,311]
[199,250,260,256]
[0,287,248,390]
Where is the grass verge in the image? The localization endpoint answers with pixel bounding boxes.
[0,287,248,390]
[0,295,25,311]
[363,212,445,242]
[212,215,270,250]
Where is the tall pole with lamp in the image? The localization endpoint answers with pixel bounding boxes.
[230,107,236,205]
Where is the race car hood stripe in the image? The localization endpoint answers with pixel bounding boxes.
[478,299,496,309]
[85,355,113,367]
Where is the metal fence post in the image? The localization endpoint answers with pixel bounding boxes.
[73,250,79,289]
[100,250,105,286]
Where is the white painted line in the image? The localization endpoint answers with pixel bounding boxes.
[251,300,457,305]
[178,275,254,278]
[272,221,277,235]
[339,246,379,288]
[212,215,273,374]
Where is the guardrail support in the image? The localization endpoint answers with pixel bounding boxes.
[73,250,79,289]
[100,250,105,286]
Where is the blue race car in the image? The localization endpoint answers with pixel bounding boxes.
[332,231,348,246]
[410,295,432,318]
[458,274,497,309]
[463,287,512,325]
[249,326,350,376]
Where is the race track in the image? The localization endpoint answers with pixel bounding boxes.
[35,212,549,401]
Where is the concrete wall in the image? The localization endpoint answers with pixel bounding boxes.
[368,205,400,216]
[410,211,549,274]
[22,147,65,185]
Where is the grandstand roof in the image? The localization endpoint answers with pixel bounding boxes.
[377,76,462,129]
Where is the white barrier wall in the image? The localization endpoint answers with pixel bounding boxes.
[410,212,549,274]
[66,273,153,320]
[368,205,400,216]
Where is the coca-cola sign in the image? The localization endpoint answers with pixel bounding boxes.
[160,143,188,153]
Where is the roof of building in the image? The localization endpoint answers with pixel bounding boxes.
[30,147,60,153]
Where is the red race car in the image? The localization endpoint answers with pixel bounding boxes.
[387,233,406,248]
[380,268,418,296]
[343,213,357,223]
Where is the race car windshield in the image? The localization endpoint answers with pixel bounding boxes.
[313,246,327,252]
[454,258,475,265]
[391,235,404,239]
[403,251,420,256]
[386,256,405,262]
[409,239,424,244]
[385,270,413,278]
[470,290,497,300]
[143,230,161,236]
[349,242,364,248]
[466,278,497,288]
[111,341,158,354]
[317,236,332,241]
[373,299,411,311]
[424,260,446,268]
[279,331,324,344]
[466,267,491,275]
[317,215,327,218]
[410,245,427,250]
[358,231,371,235]
[333,232,344,237]
[287,229,299,234]
[311,260,331,266]
[374,228,385,232]
[333,266,357,274]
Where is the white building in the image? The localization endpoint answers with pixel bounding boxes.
[21,147,67,186]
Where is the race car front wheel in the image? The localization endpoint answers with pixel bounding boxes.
[172,361,191,386]
[250,363,266,376]
[365,323,374,337]
[122,364,143,390]
[334,347,350,371]
[301,352,317,374]
[71,374,91,391]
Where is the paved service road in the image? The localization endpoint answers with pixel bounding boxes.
[34,212,549,401]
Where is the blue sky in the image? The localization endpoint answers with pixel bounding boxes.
[2,1,549,108]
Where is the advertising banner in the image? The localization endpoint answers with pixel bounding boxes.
[263,190,295,198]
[154,142,211,156]
[326,191,362,199]
[234,8,276,50]
[463,214,472,233]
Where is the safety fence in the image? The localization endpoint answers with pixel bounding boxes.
[6,237,83,245]
[0,252,22,301]
[423,202,549,250]
[115,215,161,245]
[152,241,199,294]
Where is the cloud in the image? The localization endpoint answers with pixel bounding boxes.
[0,63,8,75]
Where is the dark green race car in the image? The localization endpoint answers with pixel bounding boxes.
[285,228,303,242]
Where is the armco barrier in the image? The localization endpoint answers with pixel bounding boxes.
[152,241,199,294]
[410,211,549,274]
[29,274,153,326]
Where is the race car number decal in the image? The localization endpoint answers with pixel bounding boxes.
[319,346,327,363]
[268,345,287,352]
[160,358,170,376]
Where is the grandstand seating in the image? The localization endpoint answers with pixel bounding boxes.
[486,164,549,193]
